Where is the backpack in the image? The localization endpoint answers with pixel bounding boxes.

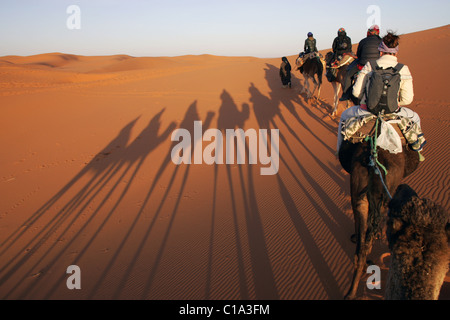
[366,61,404,115]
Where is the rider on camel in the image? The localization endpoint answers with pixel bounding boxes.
[304,32,318,55]
[299,32,319,65]
[331,28,352,67]
[337,31,424,159]
[340,25,382,102]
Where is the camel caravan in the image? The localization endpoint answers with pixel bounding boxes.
[280,26,449,300]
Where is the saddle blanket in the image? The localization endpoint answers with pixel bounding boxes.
[297,52,323,67]
[341,114,426,153]
[330,52,356,68]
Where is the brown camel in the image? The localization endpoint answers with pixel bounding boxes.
[338,127,421,299]
[295,55,323,100]
[324,51,356,117]
[385,184,449,300]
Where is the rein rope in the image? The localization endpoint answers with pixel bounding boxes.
[365,116,393,200]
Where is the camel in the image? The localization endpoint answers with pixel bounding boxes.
[385,184,449,300]
[295,54,323,101]
[324,51,356,117]
[338,121,421,300]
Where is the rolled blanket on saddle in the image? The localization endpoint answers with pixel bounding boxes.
[297,52,322,69]
[341,113,426,153]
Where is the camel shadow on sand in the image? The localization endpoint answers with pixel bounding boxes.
[1,76,361,300]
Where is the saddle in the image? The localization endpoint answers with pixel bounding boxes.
[343,52,357,60]
[330,52,356,68]
[297,52,322,69]
[341,114,426,152]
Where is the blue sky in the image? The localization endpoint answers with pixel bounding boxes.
[0,0,448,57]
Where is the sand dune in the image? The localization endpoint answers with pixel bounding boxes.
[0,25,448,300]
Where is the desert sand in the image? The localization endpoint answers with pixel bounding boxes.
[0,25,448,300]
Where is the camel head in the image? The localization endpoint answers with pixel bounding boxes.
[324,51,334,64]
[295,56,304,69]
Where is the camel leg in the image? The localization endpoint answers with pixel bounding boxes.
[300,77,306,95]
[316,80,322,101]
[310,78,318,100]
[345,194,370,300]
[346,162,372,300]
[334,82,341,114]
[303,76,311,99]
[345,100,352,112]
[331,82,341,116]
[306,77,311,98]
[312,73,322,100]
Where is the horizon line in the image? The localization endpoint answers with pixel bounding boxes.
[1,24,448,60]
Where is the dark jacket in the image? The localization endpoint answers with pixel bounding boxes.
[332,34,352,56]
[304,37,318,54]
[356,34,382,65]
